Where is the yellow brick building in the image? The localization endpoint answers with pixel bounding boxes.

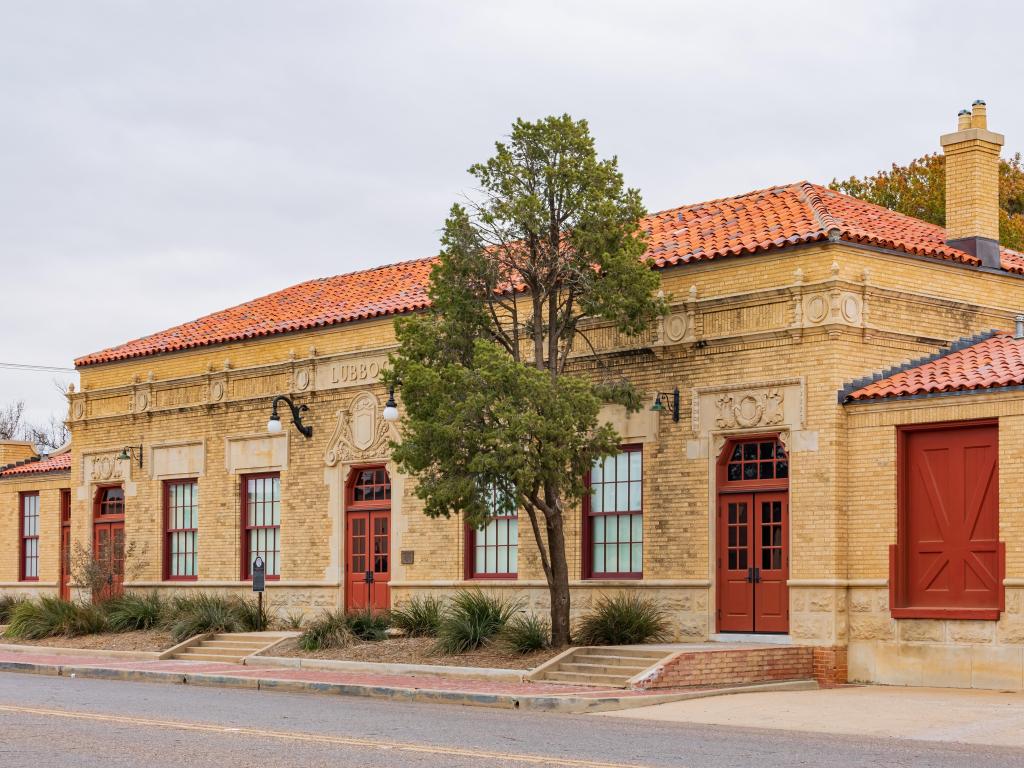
[5,101,1024,688]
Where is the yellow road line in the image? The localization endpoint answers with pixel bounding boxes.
[0,704,658,768]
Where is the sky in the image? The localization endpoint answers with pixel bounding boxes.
[2,0,1022,427]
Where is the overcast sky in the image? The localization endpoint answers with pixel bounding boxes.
[2,0,1021,427]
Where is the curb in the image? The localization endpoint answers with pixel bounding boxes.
[248,655,526,683]
[0,659,818,713]
[0,643,160,661]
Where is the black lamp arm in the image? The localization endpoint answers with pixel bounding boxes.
[271,395,313,438]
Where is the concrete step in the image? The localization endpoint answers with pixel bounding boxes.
[210,633,280,642]
[595,648,670,660]
[180,646,245,658]
[571,653,659,669]
[199,640,267,651]
[558,662,649,676]
[543,670,631,687]
[173,651,244,663]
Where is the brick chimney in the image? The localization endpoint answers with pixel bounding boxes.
[940,100,1004,268]
[0,440,37,467]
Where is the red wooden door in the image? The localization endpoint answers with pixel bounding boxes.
[718,494,754,631]
[59,489,71,601]
[717,492,789,632]
[93,521,125,601]
[901,423,1001,613]
[346,510,391,612]
[345,467,391,612]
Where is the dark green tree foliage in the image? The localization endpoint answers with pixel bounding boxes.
[388,115,665,646]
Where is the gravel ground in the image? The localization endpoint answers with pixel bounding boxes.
[267,635,562,669]
[0,629,175,652]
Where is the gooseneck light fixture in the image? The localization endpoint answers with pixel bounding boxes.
[382,384,400,423]
[117,445,144,468]
[267,395,313,438]
[650,387,681,423]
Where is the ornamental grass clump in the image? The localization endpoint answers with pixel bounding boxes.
[389,595,444,637]
[0,593,27,624]
[346,609,390,642]
[103,592,165,632]
[574,593,669,646]
[4,596,107,640]
[500,613,551,655]
[166,593,244,642]
[298,610,355,652]
[434,590,522,655]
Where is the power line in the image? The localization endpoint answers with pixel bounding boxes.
[0,362,76,373]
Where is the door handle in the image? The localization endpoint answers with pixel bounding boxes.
[364,570,374,584]
[752,567,761,583]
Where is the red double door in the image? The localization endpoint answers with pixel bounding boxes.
[345,467,392,612]
[718,492,789,633]
[93,521,125,602]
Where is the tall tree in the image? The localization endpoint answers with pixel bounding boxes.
[388,115,665,646]
[831,152,1024,251]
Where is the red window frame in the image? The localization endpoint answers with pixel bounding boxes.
[583,445,644,579]
[19,492,40,582]
[348,466,392,509]
[163,479,198,581]
[464,488,519,580]
[241,473,281,580]
[95,486,125,518]
[891,420,1005,620]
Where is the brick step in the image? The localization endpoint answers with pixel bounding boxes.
[558,662,650,676]
[542,671,631,687]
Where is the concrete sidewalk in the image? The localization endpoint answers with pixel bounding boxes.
[0,648,813,714]
[599,685,1024,747]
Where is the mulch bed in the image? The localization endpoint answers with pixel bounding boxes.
[266,636,563,670]
[1,629,176,653]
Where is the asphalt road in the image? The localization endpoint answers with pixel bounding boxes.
[0,673,1021,768]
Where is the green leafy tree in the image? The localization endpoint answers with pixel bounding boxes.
[387,115,666,647]
[831,152,1024,251]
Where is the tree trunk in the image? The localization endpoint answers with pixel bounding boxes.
[545,509,572,648]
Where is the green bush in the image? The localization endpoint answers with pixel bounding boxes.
[166,593,244,642]
[4,596,107,640]
[232,595,269,632]
[574,593,669,646]
[0,593,27,624]
[434,590,522,655]
[347,609,389,642]
[103,593,165,632]
[501,613,551,654]
[298,610,354,652]
[389,595,443,637]
[278,609,306,631]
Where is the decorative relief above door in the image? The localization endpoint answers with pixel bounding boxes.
[325,391,397,467]
[692,378,805,436]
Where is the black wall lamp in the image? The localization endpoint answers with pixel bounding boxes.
[651,387,680,423]
[117,445,144,468]
[267,395,313,438]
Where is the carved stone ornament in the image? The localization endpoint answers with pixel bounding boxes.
[715,388,785,429]
[90,454,125,482]
[72,400,86,420]
[324,391,394,467]
[294,368,311,392]
[664,313,688,342]
[209,380,226,402]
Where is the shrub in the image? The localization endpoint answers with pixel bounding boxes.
[232,595,269,632]
[501,613,551,654]
[278,609,306,631]
[4,596,107,639]
[434,590,522,655]
[574,593,669,646]
[0,593,27,624]
[389,596,443,637]
[103,593,165,632]
[347,609,389,642]
[298,610,354,652]
[166,593,243,642]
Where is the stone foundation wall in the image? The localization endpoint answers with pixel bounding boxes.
[849,586,1024,689]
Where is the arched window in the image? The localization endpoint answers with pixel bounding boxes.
[722,437,788,486]
[96,487,125,517]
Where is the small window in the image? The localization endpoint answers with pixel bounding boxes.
[586,447,643,578]
[97,487,125,516]
[20,492,40,581]
[352,467,391,504]
[469,486,518,578]
[242,474,281,579]
[724,439,788,484]
[165,480,198,580]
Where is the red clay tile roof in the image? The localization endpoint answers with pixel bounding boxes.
[0,452,72,477]
[842,330,1024,401]
[76,182,1024,366]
